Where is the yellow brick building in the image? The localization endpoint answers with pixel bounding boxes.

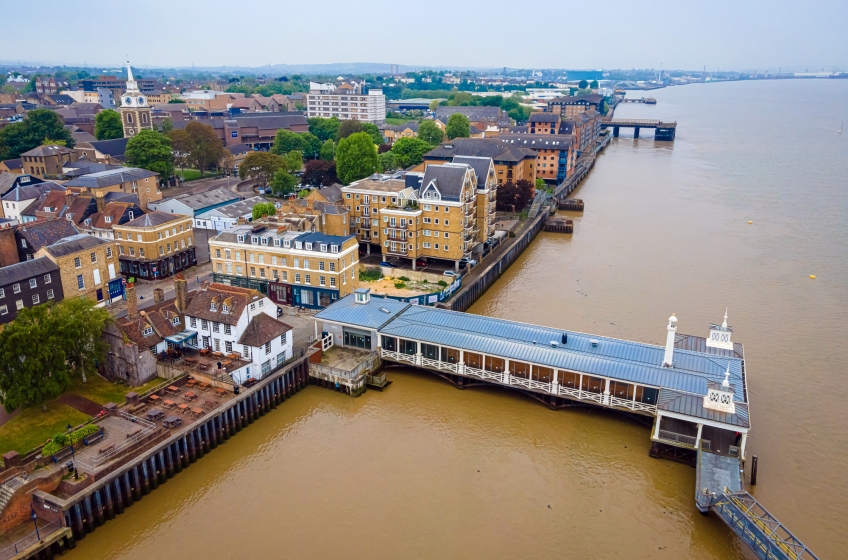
[35,233,119,307]
[113,211,197,280]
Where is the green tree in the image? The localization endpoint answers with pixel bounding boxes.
[378,151,396,173]
[282,150,302,173]
[269,168,298,195]
[94,109,124,140]
[335,132,378,184]
[429,99,440,111]
[319,139,335,161]
[159,117,174,134]
[335,120,364,141]
[52,297,110,384]
[125,129,174,177]
[308,116,341,142]
[536,178,546,189]
[167,129,195,179]
[417,120,444,146]
[445,113,470,140]
[271,129,306,155]
[589,80,599,89]
[0,109,73,160]
[0,304,70,412]
[240,151,284,188]
[251,201,277,220]
[186,121,226,177]
[361,123,384,146]
[391,137,431,169]
[578,79,589,89]
[300,132,322,159]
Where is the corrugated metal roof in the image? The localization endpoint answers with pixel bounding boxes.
[315,294,409,330]
[658,389,749,428]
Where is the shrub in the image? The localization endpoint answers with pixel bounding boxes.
[437,280,448,287]
[41,424,100,456]
[71,424,100,444]
[41,441,65,457]
[359,267,382,282]
[394,281,406,289]
[398,276,410,282]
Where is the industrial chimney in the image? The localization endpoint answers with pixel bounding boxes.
[662,314,677,367]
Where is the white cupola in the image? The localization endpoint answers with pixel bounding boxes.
[120,61,148,108]
[703,367,736,414]
[662,313,677,367]
[706,308,734,350]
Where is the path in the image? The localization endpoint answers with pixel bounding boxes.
[56,395,104,416]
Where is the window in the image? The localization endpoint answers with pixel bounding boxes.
[159,246,164,256]
[201,320,208,330]
[167,243,171,253]
[15,300,23,310]
[295,273,301,283]
[293,258,299,268]
[190,317,197,328]
[172,317,180,326]
[331,245,338,253]
[282,271,288,281]
[319,276,325,286]
[143,327,153,336]
[77,275,85,290]
[303,259,309,269]
[74,257,81,268]
[29,278,37,289]
[444,220,449,226]
[250,303,256,311]
[130,247,135,256]
[261,360,271,374]
[423,242,431,248]
[330,277,336,287]
[225,341,233,353]
[0,305,6,315]
[305,274,311,284]
[90,252,97,263]
[434,219,439,225]
[434,244,439,250]
[444,245,449,251]
[47,289,54,299]
[106,247,113,258]
[265,342,272,354]
[423,217,431,224]
[32,294,39,304]
[20,239,27,248]
[250,267,256,277]
[225,324,232,335]
[0,288,4,298]
[128,233,134,241]
[212,322,220,333]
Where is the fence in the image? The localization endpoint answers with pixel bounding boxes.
[75,412,157,474]
[658,430,697,447]
[0,519,63,560]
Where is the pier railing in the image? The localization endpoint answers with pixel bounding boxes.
[382,350,657,414]
[658,429,697,447]
[0,519,63,560]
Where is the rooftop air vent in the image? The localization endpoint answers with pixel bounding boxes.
[561,333,568,345]
[550,341,558,348]
[590,339,599,348]
[379,307,391,314]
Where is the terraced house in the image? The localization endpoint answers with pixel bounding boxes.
[35,234,119,307]
[342,159,498,270]
[209,226,359,309]
[113,211,197,280]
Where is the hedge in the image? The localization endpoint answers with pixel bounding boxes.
[41,424,100,457]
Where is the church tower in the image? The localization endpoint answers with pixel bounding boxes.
[119,61,152,138]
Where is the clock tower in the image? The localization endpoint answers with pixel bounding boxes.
[119,61,152,138]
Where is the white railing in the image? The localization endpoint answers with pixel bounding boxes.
[658,430,697,447]
[380,350,657,415]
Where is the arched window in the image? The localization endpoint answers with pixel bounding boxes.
[126,113,133,123]
[141,112,148,124]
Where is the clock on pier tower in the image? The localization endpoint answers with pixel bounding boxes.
[119,61,152,138]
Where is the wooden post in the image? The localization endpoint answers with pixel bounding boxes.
[750,455,758,486]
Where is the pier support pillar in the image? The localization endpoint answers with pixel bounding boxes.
[633,127,640,139]
[613,127,620,137]
[695,423,704,450]
[93,490,105,526]
[103,484,115,520]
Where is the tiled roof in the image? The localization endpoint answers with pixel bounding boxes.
[657,389,749,428]
[0,174,43,196]
[118,297,185,348]
[16,219,80,251]
[237,313,292,347]
[122,210,183,228]
[420,164,469,202]
[0,257,59,288]
[184,283,263,326]
[452,156,494,190]
[2,182,64,202]
[42,233,111,258]
[152,188,238,211]
[196,196,265,219]
[498,133,573,151]
[424,138,536,163]
[64,167,156,189]
[435,106,502,123]
[20,145,74,157]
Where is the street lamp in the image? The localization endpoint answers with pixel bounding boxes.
[30,503,41,542]
[66,424,78,480]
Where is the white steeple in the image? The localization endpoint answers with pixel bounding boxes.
[125,60,138,92]
[707,308,733,350]
[662,313,677,367]
[722,308,728,329]
[722,366,731,388]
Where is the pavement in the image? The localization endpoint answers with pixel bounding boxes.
[107,262,213,319]
[162,176,239,198]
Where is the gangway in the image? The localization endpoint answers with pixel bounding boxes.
[710,491,820,560]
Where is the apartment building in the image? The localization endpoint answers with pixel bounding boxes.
[421,138,537,186]
[64,167,162,210]
[20,145,88,177]
[113,211,196,280]
[35,234,120,307]
[0,258,64,325]
[209,226,359,309]
[498,133,576,183]
[306,81,386,124]
[545,94,604,117]
[342,160,497,269]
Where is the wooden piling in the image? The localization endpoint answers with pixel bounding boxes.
[751,455,758,485]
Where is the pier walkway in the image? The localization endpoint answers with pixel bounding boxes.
[601,119,677,140]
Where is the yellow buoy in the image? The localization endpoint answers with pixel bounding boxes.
[748,221,753,224]
[809,275,816,279]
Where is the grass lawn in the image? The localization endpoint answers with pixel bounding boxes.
[0,403,90,458]
[385,117,421,126]
[177,168,204,182]
[66,375,161,406]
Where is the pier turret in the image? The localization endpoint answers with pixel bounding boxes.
[706,308,734,350]
[662,314,677,367]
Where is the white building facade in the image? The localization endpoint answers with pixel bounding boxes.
[307,82,386,124]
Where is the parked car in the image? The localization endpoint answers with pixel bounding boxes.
[443,270,457,277]
[379,261,397,268]
[415,259,427,268]
[459,257,478,268]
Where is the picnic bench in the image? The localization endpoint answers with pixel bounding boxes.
[177,404,189,414]
[198,382,211,391]
[126,429,142,439]
[184,391,198,401]
[148,394,161,403]
[202,400,217,409]
[215,387,227,397]
[163,416,182,429]
[184,357,198,365]
[163,399,176,409]
[199,348,211,356]
[244,377,259,388]
[190,408,205,418]
[147,409,164,421]
[165,385,181,395]
[99,444,116,455]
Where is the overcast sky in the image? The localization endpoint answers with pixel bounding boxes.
[3,0,846,71]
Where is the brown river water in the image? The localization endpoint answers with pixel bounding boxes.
[69,80,847,559]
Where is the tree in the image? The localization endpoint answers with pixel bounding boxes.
[167,129,195,179]
[0,304,70,412]
[282,150,303,174]
[445,113,470,140]
[361,123,385,146]
[507,105,532,123]
[239,151,284,188]
[335,132,378,184]
[269,168,298,195]
[417,120,444,146]
[429,99,440,111]
[271,129,306,155]
[125,129,174,177]
[95,110,124,140]
[578,79,589,89]
[52,297,110,384]
[302,160,338,186]
[496,179,535,212]
[536,178,546,190]
[378,151,397,173]
[589,80,599,89]
[308,116,341,142]
[319,139,335,161]
[186,121,226,177]
[0,109,73,160]
[391,137,431,169]
[335,119,364,141]
[159,118,174,134]
[300,132,322,159]
[251,201,277,220]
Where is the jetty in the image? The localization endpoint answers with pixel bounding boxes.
[619,97,657,104]
[315,294,819,559]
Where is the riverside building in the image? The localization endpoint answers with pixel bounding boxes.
[209,225,359,309]
[306,81,386,124]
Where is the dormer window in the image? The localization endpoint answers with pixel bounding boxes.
[330,245,339,253]
[171,317,180,326]
[305,242,312,250]
[143,326,153,336]
[320,244,327,252]
[237,235,245,242]
[295,241,302,249]
[261,237,268,245]
[210,301,218,311]
[84,219,91,225]
[66,214,73,220]
[105,216,112,223]
[222,304,230,314]
[128,211,134,220]
[284,240,291,248]
[251,236,259,244]
[273,239,281,246]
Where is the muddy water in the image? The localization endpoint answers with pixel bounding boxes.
[69,80,847,559]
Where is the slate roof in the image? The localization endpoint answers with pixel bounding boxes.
[122,210,183,228]
[528,113,561,123]
[314,185,343,204]
[0,257,59,288]
[226,143,251,156]
[64,167,156,189]
[548,94,603,105]
[88,137,129,157]
[2,181,64,202]
[1,159,22,171]
[71,131,98,144]
[420,164,469,202]
[20,145,74,158]
[118,298,184,348]
[498,133,573,151]
[237,313,293,347]
[83,201,140,230]
[435,106,502,123]
[152,188,239,211]
[184,283,263,326]
[424,138,537,163]
[42,233,111,258]
[16,219,80,251]
[657,389,750,428]
[229,113,308,130]
[0,173,43,196]
[196,196,264,219]
[452,156,494,190]
[385,121,420,133]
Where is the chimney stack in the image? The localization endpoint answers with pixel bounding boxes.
[200,280,209,292]
[126,281,138,320]
[662,314,677,367]
[174,273,188,313]
[153,288,164,303]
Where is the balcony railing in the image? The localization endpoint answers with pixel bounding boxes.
[658,430,697,447]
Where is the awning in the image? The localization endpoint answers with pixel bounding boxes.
[165,330,198,344]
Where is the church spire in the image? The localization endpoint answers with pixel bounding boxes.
[125,60,138,93]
